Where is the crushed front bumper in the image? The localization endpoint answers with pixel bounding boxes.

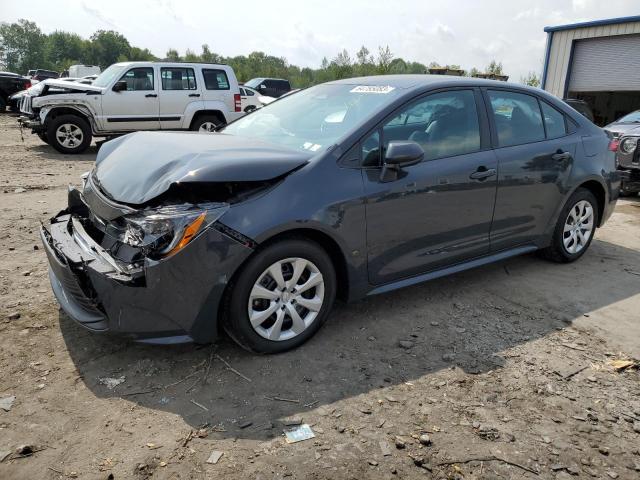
[41,202,254,343]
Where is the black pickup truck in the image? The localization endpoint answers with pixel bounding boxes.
[0,72,31,112]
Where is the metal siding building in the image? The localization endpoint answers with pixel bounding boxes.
[542,16,640,125]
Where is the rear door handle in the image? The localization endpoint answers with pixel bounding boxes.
[189,93,201,97]
[145,94,157,98]
[469,167,497,180]
[552,150,572,161]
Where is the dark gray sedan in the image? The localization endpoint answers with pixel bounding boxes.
[41,75,620,353]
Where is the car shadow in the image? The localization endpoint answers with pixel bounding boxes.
[59,238,640,440]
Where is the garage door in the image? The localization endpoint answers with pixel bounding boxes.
[569,34,640,92]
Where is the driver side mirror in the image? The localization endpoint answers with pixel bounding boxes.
[380,141,424,182]
[112,80,127,92]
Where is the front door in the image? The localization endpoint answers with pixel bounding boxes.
[100,66,159,131]
[363,89,498,285]
[159,66,203,129]
[485,89,578,250]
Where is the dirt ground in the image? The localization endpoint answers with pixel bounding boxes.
[0,113,639,480]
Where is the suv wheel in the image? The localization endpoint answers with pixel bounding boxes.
[224,239,336,354]
[47,114,92,154]
[541,188,598,263]
[37,132,49,144]
[0,97,6,113]
[191,115,221,133]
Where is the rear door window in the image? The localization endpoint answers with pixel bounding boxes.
[161,67,197,90]
[202,69,230,90]
[487,90,545,147]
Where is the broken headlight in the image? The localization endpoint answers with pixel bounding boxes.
[620,137,638,155]
[115,203,229,258]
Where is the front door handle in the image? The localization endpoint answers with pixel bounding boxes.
[189,93,201,97]
[552,150,572,161]
[469,166,497,180]
[145,94,157,98]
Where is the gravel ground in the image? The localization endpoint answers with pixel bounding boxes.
[0,113,639,479]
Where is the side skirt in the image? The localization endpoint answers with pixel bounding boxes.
[367,245,538,296]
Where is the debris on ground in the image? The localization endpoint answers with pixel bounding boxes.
[206,450,224,464]
[284,424,315,443]
[0,395,15,412]
[608,358,639,372]
[98,376,125,389]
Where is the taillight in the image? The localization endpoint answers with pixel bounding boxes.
[234,93,241,112]
[608,139,620,152]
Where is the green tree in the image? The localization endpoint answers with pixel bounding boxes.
[165,48,181,61]
[377,45,393,73]
[0,19,46,73]
[521,71,540,87]
[45,31,87,70]
[89,30,131,68]
[129,47,156,62]
[486,60,503,75]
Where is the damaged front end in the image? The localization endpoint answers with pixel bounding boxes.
[41,174,256,344]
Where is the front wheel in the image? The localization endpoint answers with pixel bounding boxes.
[540,188,598,263]
[46,114,92,154]
[223,239,336,354]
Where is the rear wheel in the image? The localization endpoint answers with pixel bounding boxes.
[191,115,222,133]
[46,114,92,154]
[540,188,598,263]
[223,239,336,354]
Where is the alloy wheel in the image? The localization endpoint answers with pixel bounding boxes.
[198,122,217,132]
[248,257,325,341]
[563,200,594,254]
[55,123,83,149]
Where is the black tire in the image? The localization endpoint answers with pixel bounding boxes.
[540,188,599,263]
[0,97,6,113]
[190,115,222,133]
[46,114,92,154]
[223,239,336,354]
[37,132,49,144]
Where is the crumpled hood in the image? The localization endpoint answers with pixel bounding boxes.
[41,78,104,93]
[94,131,311,205]
[603,122,640,137]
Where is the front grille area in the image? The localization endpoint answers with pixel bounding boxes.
[20,95,33,115]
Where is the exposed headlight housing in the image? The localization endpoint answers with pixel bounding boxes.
[113,203,228,258]
[620,137,638,155]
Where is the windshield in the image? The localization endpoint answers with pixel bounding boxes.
[222,83,401,153]
[91,64,127,88]
[244,78,263,88]
[617,110,640,123]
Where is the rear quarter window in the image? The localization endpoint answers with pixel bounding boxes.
[202,69,230,90]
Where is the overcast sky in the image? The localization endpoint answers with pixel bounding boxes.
[2,0,639,82]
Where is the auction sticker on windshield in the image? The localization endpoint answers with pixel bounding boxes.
[350,85,395,94]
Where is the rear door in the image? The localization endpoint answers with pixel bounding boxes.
[485,89,578,250]
[362,89,498,285]
[159,66,203,129]
[100,66,160,131]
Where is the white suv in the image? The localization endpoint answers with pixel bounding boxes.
[19,62,244,154]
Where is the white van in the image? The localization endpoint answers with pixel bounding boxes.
[68,65,101,78]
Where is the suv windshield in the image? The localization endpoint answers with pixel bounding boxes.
[222,83,401,153]
[617,110,640,123]
[92,64,127,88]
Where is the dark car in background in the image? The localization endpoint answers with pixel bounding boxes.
[564,98,595,123]
[0,72,31,112]
[31,69,59,82]
[41,75,618,353]
[244,77,291,98]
